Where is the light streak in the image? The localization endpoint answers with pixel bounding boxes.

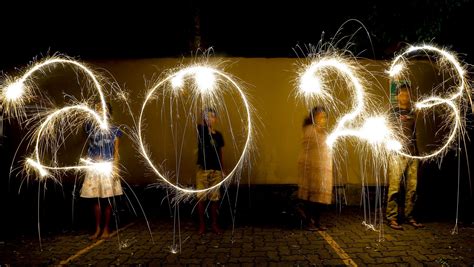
[297,44,471,161]
[138,64,253,194]
[1,56,113,180]
[297,55,398,151]
[388,44,470,160]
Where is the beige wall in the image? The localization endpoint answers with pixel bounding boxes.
[21,58,447,186]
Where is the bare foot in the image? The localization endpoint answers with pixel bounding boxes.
[317,226,328,231]
[388,220,404,230]
[211,223,222,235]
[90,228,101,240]
[306,222,319,231]
[408,219,424,229]
[101,228,111,239]
[198,224,206,235]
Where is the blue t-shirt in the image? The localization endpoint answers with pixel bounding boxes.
[85,123,123,161]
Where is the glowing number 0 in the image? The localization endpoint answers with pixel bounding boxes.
[138,65,253,194]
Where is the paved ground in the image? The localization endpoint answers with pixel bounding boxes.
[1,208,473,266]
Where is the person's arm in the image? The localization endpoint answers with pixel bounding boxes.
[85,122,91,135]
[219,148,224,173]
[301,126,313,152]
[412,109,419,155]
[113,138,120,170]
[197,124,204,147]
[389,107,399,124]
[113,126,123,164]
[219,133,225,175]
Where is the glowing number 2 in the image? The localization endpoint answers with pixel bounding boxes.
[1,57,112,181]
[298,56,395,149]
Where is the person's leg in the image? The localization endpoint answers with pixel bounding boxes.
[209,170,222,234]
[306,202,318,230]
[196,168,208,234]
[101,198,113,238]
[405,159,423,228]
[210,201,222,234]
[295,201,308,228]
[197,201,206,234]
[312,203,323,228]
[299,201,316,230]
[91,199,102,239]
[386,156,405,229]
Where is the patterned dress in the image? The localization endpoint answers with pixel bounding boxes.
[80,124,123,198]
[297,125,333,204]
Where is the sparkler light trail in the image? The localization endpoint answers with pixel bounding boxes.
[388,44,472,160]
[295,48,399,236]
[1,55,154,249]
[297,44,471,161]
[25,104,110,181]
[138,63,253,197]
[297,54,399,152]
[295,42,472,237]
[1,57,110,124]
[0,56,113,181]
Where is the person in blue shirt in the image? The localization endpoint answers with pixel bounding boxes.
[80,102,123,239]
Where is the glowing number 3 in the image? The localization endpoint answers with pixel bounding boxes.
[388,45,470,160]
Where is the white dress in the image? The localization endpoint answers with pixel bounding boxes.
[80,124,123,198]
[80,163,123,198]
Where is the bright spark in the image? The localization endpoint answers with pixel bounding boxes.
[386,63,404,77]
[80,158,115,177]
[360,117,391,144]
[193,66,216,93]
[1,56,110,126]
[26,158,50,178]
[299,71,323,95]
[4,80,25,101]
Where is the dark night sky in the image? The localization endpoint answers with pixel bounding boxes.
[0,0,473,66]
